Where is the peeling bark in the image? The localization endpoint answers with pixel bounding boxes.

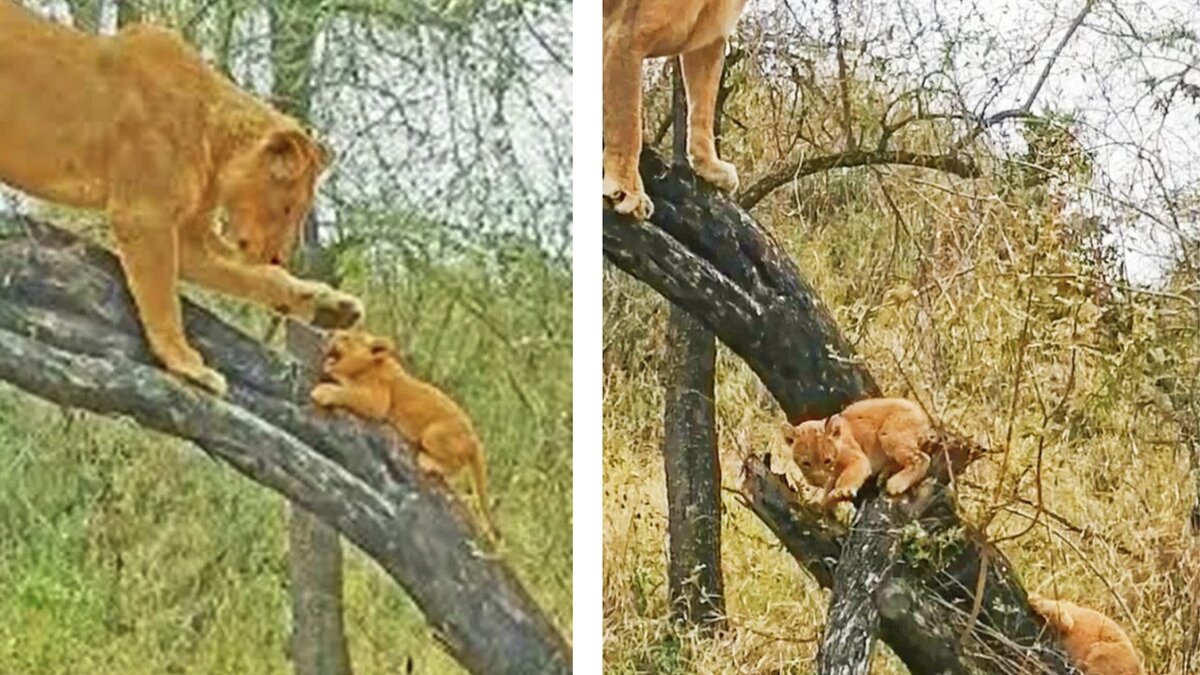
[603,149,1078,673]
[0,217,570,675]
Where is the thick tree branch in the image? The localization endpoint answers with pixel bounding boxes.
[0,217,570,675]
[603,149,1077,672]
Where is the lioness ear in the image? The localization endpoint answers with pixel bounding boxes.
[313,136,334,172]
[263,129,309,181]
[368,336,395,359]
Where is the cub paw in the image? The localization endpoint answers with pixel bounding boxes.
[692,157,739,193]
[885,473,918,496]
[311,383,339,408]
[603,176,654,221]
[824,487,856,506]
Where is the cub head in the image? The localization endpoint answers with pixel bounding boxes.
[780,419,837,488]
[323,330,395,381]
[221,126,332,266]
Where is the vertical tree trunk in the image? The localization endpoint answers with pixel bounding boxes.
[68,0,104,33]
[288,506,353,675]
[115,0,140,29]
[661,59,725,631]
[270,5,353,674]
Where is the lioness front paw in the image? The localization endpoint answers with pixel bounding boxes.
[692,157,739,193]
[313,288,364,329]
[603,176,654,221]
[311,383,340,408]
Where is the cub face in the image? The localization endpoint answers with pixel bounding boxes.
[222,128,331,266]
[780,420,837,488]
[323,330,395,381]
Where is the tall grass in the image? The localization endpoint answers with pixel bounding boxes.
[603,163,1197,672]
[0,216,572,675]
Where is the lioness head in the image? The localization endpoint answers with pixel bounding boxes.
[780,418,838,487]
[221,126,331,266]
[323,330,395,381]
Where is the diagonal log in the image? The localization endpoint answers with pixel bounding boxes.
[603,149,1078,673]
[0,216,570,675]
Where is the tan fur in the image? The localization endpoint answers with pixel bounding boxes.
[603,0,746,220]
[0,1,363,395]
[1028,595,1145,675]
[311,330,496,537]
[780,398,933,506]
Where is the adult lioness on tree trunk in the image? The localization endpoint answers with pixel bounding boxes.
[0,0,363,395]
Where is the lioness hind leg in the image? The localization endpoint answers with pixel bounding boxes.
[111,220,227,395]
[602,38,653,220]
[681,38,739,192]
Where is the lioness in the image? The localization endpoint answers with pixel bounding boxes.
[603,0,747,220]
[0,0,363,395]
[780,398,934,506]
[312,330,497,538]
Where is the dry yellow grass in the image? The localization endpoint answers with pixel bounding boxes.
[602,161,1198,672]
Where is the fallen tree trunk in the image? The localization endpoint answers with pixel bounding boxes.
[0,217,570,675]
[603,150,1077,673]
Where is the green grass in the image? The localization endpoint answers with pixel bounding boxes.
[0,236,571,674]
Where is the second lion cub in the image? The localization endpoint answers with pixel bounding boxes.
[780,398,933,506]
[1028,595,1145,674]
[311,330,495,536]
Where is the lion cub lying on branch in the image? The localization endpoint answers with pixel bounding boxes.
[312,331,496,537]
[0,1,362,395]
[1029,595,1145,674]
[780,398,934,507]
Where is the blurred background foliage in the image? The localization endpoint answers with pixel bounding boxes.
[603,0,1199,672]
[0,0,571,672]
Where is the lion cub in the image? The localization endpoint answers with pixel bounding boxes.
[311,330,495,536]
[780,398,933,506]
[603,0,747,220]
[1028,595,1145,675]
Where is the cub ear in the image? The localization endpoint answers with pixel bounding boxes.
[779,421,796,443]
[825,414,843,437]
[262,129,309,181]
[368,336,395,359]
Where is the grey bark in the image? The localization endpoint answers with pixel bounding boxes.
[660,59,725,632]
[0,218,570,675]
[602,149,1079,673]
